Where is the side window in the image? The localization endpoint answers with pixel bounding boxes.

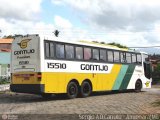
[75,46,83,60]
[107,51,113,62]
[92,49,99,60]
[84,47,91,60]
[56,44,65,59]
[126,53,131,63]
[132,53,137,63]
[50,42,54,58]
[100,49,107,61]
[65,45,74,59]
[114,51,120,62]
[137,54,142,64]
[45,42,50,58]
[121,52,126,63]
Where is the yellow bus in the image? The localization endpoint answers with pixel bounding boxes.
[10,34,152,99]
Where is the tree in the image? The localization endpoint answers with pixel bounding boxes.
[107,42,128,49]
[92,41,128,49]
[3,34,23,39]
[154,63,160,72]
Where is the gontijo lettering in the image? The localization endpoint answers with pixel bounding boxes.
[14,49,35,55]
[81,64,108,71]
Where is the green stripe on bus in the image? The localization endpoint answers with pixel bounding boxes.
[119,64,136,90]
[112,65,128,90]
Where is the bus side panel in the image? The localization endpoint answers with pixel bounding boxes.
[97,64,122,91]
[43,72,62,93]
[43,64,122,93]
[43,65,151,94]
[127,65,151,89]
[119,64,135,90]
[43,72,97,93]
[112,65,129,90]
[127,65,142,89]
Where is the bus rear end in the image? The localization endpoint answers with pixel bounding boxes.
[10,35,43,94]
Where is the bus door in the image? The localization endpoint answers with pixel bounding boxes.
[143,62,152,79]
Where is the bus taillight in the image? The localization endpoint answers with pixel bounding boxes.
[37,72,41,81]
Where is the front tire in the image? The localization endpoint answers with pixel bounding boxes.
[67,82,78,99]
[135,80,142,92]
[80,81,92,98]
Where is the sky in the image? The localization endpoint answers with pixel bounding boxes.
[0,0,160,54]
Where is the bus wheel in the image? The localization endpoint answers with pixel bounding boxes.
[80,81,92,98]
[67,82,78,99]
[41,93,52,99]
[135,80,142,92]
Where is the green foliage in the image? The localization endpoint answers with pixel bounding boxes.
[3,35,13,39]
[92,41,128,48]
[108,42,128,49]
[155,63,160,72]
[100,42,105,44]
[152,63,160,84]
[0,81,10,85]
[3,34,23,39]
[0,77,10,85]
[92,41,99,43]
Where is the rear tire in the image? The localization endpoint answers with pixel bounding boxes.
[67,82,78,99]
[135,80,142,92]
[80,81,92,98]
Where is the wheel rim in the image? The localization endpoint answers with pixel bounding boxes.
[69,85,77,96]
[83,83,90,95]
[136,82,141,90]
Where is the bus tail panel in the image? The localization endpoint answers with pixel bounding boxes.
[10,84,44,94]
[10,72,45,94]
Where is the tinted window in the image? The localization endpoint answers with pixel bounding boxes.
[114,51,120,62]
[84,47,91,60]
[93,49,99,60]
[100,49,107,61]
[76,47,83,60]
[107,51,113,62]
[50,42,54,58]
[121,52,126,63]
[65,45,74,59]
[126,53,131,63]
[132,53,136,63]
[56,44,64,59]
[45,42,50,58]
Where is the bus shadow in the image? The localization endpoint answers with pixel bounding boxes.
[0,90,146,104]
[0,93,65,104]
[91,89,145,97]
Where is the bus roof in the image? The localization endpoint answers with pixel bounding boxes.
[40,35,131,51]
[15,34,142,54]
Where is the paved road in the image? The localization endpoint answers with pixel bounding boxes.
[143,88,160,95]
[0,88,159,115]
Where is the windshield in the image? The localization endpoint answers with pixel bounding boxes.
[143,54,149,62]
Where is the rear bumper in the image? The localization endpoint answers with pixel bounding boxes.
[10,84,44,94]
